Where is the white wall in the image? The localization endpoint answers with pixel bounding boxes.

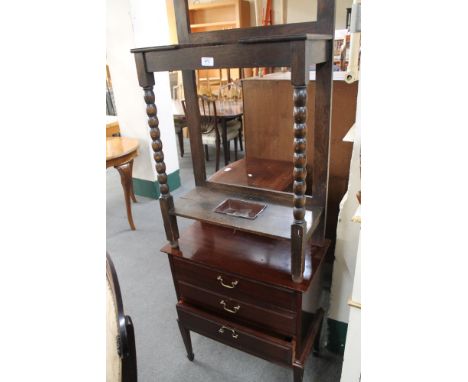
[329,79,361,323]
[340,235,361,382]
[106,0,179,182]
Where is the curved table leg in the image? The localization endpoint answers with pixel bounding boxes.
[130,177,137,203]
[115,160,136,230]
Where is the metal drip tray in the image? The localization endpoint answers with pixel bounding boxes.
[214,198,267,220]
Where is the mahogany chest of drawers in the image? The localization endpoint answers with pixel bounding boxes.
[162,222,329,382]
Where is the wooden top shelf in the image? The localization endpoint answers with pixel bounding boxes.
[209,158,293,192]
[161,221,330,292]
[172,186,323,241]
[131,33,331,72]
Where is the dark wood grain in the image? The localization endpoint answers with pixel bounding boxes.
[141,39,327,72]
[208,157,293,192]
[312,44,334,244]
[172,257,298,311]
[177,302,293,366]
[170,0,334,45]
[161,221,330,293]
[172,186,322,240]
[181,70,207,186]
[133,2,336,379]
[242,79,358,240]
[178,281,297,336]
[143,86,180,246]
[291,85,308,282]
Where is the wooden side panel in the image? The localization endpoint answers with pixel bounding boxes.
[242,79,358,239]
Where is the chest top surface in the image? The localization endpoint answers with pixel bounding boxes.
[161,222,329,292]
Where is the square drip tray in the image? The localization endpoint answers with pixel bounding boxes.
[214,198,267,220]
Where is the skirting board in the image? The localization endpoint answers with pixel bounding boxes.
[132,170,181,199]
[327,318,348,355]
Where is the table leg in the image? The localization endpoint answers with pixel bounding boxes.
[221,118,229,166]
[115,160,136,230]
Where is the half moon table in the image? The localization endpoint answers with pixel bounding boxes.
[106,137,140,230]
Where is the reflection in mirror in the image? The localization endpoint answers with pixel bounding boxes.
[186,0,318,34]
[174,69,246,179]
[106,65,121,138]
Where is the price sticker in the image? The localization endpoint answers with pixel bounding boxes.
[201,57,214,67]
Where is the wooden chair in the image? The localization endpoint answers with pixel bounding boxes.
[218,81,244,152]
[182,95,241,171]
[173,116,185,157]
[106,253,137,382]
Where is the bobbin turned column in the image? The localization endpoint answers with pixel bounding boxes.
[291,85,308,283]
[135,52,179,247]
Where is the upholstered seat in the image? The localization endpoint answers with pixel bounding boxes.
[182,96,242,171]
[202,120,241,145]
[106,254,137,382]
[107,277,121,382]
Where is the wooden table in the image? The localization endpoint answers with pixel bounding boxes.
[106,137,139,230]
[173,99,243,165]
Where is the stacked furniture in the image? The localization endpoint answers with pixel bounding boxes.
[131,1,335,381]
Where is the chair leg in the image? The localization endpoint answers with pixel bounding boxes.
[234,138,238,161]
[215,141,220,171]
[177,130,184,157]
[239,119,244,151]
[204,144,210,161]
[177,320,194,361]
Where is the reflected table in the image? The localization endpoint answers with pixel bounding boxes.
[172,99,243,165]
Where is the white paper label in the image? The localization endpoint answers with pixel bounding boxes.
[201,57,214,67]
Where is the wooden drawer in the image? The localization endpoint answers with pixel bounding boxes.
[173,257,297,311]
[178,281,296,336]
[177,302,293,366]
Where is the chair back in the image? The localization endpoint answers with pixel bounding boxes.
[182,96,220,138]
[106,253,137,382]
[218,81,242,101]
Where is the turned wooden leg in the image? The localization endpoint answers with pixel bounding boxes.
[115,160,136,231]
[177,320,194,361]
[293,364,304,382]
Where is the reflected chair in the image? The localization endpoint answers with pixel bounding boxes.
[106,253,137,382]
[182,95,241,171]
[218,82,244,152]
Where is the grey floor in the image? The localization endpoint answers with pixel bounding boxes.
[107,140,343,382]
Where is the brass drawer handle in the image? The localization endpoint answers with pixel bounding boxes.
[218,325,239,339]
[220,300,240,314]
[217,275,238,289]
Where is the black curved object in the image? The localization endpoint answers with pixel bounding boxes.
[107,253,138,382]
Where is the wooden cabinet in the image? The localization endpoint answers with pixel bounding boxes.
[131,1,336,380]
[163,222,329,380]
